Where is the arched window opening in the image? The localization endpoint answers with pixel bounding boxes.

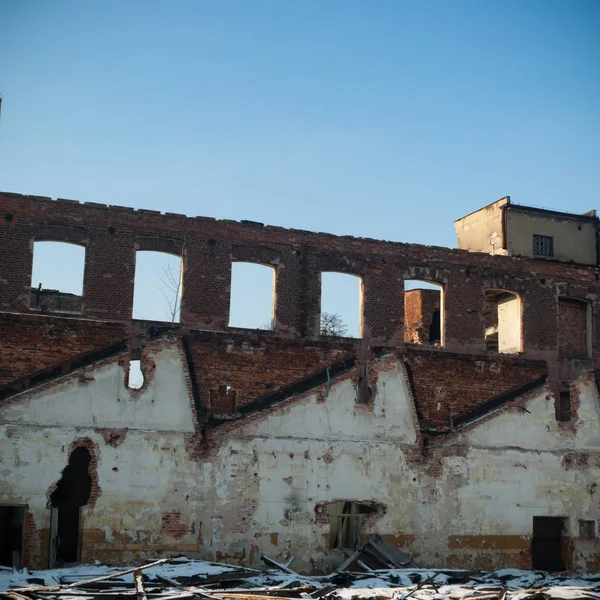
[558,298,591,359]
[31,242,85,314]
[404,281,443,346]
[229,262,275,329]
[133,251,182,322]
[484,289,522,354]
[128,360,144,390]
[320,272,362,338]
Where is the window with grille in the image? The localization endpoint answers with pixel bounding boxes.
[533,235,554,257]
[579,520,596,540]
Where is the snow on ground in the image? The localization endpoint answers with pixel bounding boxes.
[1,560,599,599]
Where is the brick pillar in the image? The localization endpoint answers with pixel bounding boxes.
[303,252,322,338]
[84,230,136,320]
[0,219,32,312]
[444,271,485,353]
[362,265,404,345]
[180,237,232,329]
[273,247,303,336]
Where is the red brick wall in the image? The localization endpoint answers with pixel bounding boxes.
[405,349,547,428]
[0,313,126,384]
[1,191,599,358]
[559,298,588,358]
[404,289,440,344]
[188,331,355,415]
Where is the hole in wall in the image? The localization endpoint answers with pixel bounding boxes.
[49,447,92,565]
[31,242,85,295]
[0,506,25,568]
[128,360,144,390]
[404,280,443,346]
[229,262,275,329]
[133,251,182,322]
[320,272,362,338]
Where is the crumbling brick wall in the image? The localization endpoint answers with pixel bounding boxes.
[559,298,588,359]
[404,289,440,344]
[1,192,599,360]
[0,313,126,384]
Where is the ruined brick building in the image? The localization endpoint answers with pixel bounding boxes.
[1,192,599,573]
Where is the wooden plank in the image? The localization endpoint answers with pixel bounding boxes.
[259,555,297,575]
[134,570,147,600]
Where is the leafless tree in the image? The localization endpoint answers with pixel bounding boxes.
[320,312,348,337]
[159,262,182,323]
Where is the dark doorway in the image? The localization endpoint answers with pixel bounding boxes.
[49,447,92,565]
[428,309,441,344]
[0,505,25,568]
[532,516,566,571]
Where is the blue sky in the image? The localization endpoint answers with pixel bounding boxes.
[2,0,599,334]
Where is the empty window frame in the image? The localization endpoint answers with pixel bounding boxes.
[484,290,522,354]
[30,242,85,313]
[533,235,554,257]
[229,262,275,329]
[579,520,596,540]
[404,281,443,346]
[329,501,378,549]
[320,272,362,338]
[133,252,183,322]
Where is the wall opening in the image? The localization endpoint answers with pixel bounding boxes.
[128,360,144,390]
[133,251,182,322]
[0,505,25,568]
[484,289,522,353]
[556,390,572,422]
[532,516,566,571]
[49,447,92,566]
[31,242,85,313]
[558,298,591,359]
[320,272,362,338]
[229,262,275,329]
[404,281,443,346]
[328,501,378,549]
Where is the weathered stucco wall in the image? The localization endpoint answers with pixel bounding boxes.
[454,197,509,255]
[2,346,598,573]
[506,208,597,265]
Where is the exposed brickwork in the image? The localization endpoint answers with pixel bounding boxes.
[161,510,189,540]
[1,192,599,356]
[404,289,440,344]
[404,349,548,428]
[188,330,355,416]
[559,298,588,358]
[0,313,126,384]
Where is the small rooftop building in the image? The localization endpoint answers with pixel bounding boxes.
[455,196,599,265]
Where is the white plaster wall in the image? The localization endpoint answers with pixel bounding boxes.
[0,345,195,432]
[249,361,417,443]
[497,295,521,354]
[459,375,600,451]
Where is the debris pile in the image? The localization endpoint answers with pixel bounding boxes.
[1,553,599,600]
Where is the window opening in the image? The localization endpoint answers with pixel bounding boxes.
[484,290,521,353]
[31,242,85,313]
[49,447,92,566]
[329,501,377,549]
[533,235,554,257]
[133,252,182,322]
[579,520,596,540]
[556,391,572,422]
[404,281,443,346]
[128,360,144,390]
[229,263,275,329]
[532,516,566,571]
[320,272,362,338]
[0,505,25,568]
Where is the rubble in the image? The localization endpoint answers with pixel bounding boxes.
[1,556,599,600]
